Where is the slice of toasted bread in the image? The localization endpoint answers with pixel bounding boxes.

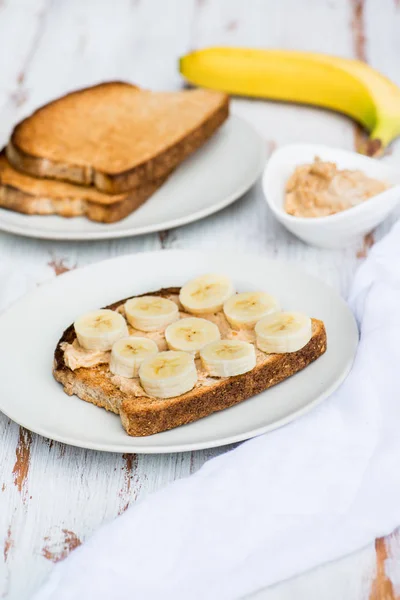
[53,287,327,437]
[7,82,229,193]
[0,154,169,222]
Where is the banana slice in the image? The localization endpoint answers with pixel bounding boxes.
[74,309,128,351]
[255,312,312,354]
[139,350,197,398]
[223,292,280,329]
[165,317,220,356]
[125,296,179,332]
[110,336,159,379]
[179,274,235,314]
[200,339,256,377]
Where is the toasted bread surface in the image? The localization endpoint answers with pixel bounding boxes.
[8,82,229,193]
[53,288,327,437]
[0,154,169,222]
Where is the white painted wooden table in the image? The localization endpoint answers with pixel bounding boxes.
[1,1,400,598]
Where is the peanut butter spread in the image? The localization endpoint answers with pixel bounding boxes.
[62,340,110,371]
[62,294,271,397]
[285,157,388,218]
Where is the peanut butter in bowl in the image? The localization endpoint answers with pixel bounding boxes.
[284,157,389,218]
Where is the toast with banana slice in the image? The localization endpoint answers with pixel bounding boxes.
[53,275,327,437]
[7,81,229,194]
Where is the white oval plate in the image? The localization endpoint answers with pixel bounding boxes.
[0,250,358,453]
[0,117,265,241]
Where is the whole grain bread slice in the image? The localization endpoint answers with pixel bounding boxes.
[0,154,169,222]
[7,82,229,194]
[53,287,327,437]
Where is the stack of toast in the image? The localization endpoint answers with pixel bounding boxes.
[0,82,229,223]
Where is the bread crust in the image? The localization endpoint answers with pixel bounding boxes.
[53,288,327,437]
[7,82,229,194]
[0,176,168,222]
[0,151,171,222]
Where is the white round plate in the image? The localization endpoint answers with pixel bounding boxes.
[0,250,358,453]
[0,117,265,241]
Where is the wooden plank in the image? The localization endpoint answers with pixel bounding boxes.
[0,0,51,144]
[179,1,400,599]
[382,529,400,598]
[0,4,59,595]
[369,536,399,600]
[361,0,400,248]
[0,2,199,598]
[358,2,400,596]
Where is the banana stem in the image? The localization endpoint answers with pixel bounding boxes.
[370,118,400,149]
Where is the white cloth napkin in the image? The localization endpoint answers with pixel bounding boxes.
[21,220,400,599]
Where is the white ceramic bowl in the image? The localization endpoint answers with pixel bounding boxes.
[262,143,400,249]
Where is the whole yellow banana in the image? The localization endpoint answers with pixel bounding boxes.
[180,47,400,152]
